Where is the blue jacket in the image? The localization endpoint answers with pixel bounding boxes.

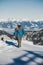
[14,28,26,38]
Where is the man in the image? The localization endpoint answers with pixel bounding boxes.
[14,23,26,47]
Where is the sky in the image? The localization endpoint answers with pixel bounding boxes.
[0,0,43,21]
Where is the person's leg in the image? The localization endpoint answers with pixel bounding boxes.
[18,38,21,47]
[1,37,4,41]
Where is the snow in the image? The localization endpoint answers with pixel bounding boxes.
[0,37,43,65]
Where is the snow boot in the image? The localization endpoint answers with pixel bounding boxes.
[18,42,21,47]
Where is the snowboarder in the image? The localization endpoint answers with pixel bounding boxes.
[14,23,26,47]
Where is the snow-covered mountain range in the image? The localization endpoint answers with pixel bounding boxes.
[0,20,43,31]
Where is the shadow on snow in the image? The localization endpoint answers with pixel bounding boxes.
[5,41,18,47]
[6,50,43,65]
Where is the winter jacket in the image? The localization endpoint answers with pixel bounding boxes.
[14,28,26,38]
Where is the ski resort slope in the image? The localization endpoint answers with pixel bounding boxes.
[0,39,43,65]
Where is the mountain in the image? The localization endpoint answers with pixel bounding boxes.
[0,21,43,31]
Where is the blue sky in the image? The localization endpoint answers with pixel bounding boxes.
[0,0,43,21]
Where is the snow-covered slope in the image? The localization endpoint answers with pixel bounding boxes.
[0,37,43,65]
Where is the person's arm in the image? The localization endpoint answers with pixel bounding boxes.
[14,28,18,37]
[22,29,26,35]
